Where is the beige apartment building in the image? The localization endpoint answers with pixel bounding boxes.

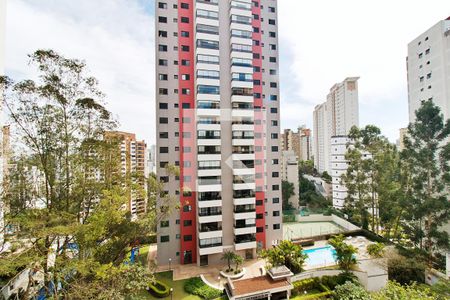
[281,127,312,162]
[313,77,359,175]
[105,131,147,218]
[155,0,283,266]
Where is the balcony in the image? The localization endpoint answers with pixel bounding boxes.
[234,223,256,235]
[234,205,256,214]
[199,214,222,224]
[200,222,222,232]
[198,200,222,209]
[234,211,256,220]
[233,197,255,206]
[234,234,257,250]
[199,210,222,217]
[199,245,223,256]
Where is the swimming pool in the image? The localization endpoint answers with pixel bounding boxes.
[303,245,337,267]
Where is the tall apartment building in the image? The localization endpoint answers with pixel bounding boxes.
[281,127,312,161]
[281,151,299,209]
[397,127,407,151]
[407,16,450,279]
[0,0,6,246]
[330,136,352,208]
[155,0,282,266]
[105,131,147,219]
[407,17,450,123]
[313,77,359,174]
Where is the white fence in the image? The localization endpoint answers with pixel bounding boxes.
[295,214,359,232]
[289,268,387,292]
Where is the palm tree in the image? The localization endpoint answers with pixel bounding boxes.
[259,240,307,274]
[221,250,236,272]
[234,255,244,273]
[328,234,357,272]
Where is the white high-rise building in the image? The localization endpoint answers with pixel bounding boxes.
[407,17,450,123]
[155,0,282,266]
[281,151,299,209]
[313,77,359,175]
[407,15,450,279]
[330,136,353,208]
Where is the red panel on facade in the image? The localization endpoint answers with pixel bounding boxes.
[178,0,197,264]
[252,0,266,249]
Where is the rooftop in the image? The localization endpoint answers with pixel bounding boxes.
[229,275,291,296]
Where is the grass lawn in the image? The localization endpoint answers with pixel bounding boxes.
[130,271,202,300]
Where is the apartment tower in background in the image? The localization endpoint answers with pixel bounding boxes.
[155,0,282,266]
[313,77,359,174]
[281,126,312,161]
[281,151,299,209]
[105,131,147,219]
[407,17,450,123]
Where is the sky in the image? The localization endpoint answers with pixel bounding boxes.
[4,0,450,144]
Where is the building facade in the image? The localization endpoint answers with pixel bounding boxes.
[313,77,359,175]
[281,151,299,209]
[155,0,282,266]
[330,136,352,208]
[407,17,450,123]
[397,127,407,151]
[105,131,147,219]
[281,127,311,162]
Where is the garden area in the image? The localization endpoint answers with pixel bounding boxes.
[132,271,225,300]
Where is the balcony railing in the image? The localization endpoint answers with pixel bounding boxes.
[200,225,222,232]
[234,237,256,244]
[199,242,223,249]
[234,223,256,229]
[234,208,256,213]
[199,211,222,217]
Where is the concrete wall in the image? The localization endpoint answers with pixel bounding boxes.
[290,267,387,292]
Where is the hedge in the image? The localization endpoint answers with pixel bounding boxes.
[294,291,332,300]
[292,273,358,296]
[184,277,223,299]
[148,280,170,298]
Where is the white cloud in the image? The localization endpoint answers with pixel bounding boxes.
[5,0,449,144]
[278,0,449,141]
[5,0,155,144]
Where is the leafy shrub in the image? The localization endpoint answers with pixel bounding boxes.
[388,256,425,284]
[333,281,370,300]
[296,291,333,300]
[293,278,325,295]
[184,277,222,299]
[148,280,170,298]
[366,242,385,258]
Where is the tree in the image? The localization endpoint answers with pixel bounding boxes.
[282,180,295,210]
[401,100,450,259]
[234,255,244,273]
[372,281,438,300]
[0,50,173,299]
[321,171,332,184]
[366,242,384,258]
[328,234,357,273]
[342,125,405,236]
[333,281,370,300]
[221,250,236,272]
[259,240,307,274]
[298,160,315,176]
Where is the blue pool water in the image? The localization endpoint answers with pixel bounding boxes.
[303,245,337,267]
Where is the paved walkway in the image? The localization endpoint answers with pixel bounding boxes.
[155,258,267,286]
